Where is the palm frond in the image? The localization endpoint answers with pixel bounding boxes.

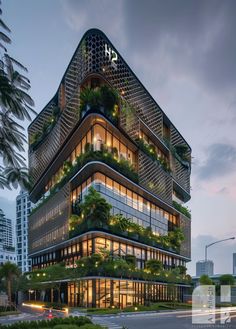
[0,18,11,32]
[0,42,7,52]
[5,54,27,72]
[4,166,31,190]
[0,31,11,44]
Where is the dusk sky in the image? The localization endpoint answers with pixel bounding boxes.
[1,0,236,275]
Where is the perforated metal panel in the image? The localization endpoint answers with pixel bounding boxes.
[28,182,70,255]
[29,29,191,205]
[138,152,172,205]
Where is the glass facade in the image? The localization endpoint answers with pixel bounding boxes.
[67,278,185,308]
[32,235,186,270]
[46,122,136,192]
[71,172,178,235]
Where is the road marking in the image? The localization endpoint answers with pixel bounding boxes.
[92,316,123,329]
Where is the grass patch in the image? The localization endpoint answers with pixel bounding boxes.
[87,308,120,315]
[82,302,192,315]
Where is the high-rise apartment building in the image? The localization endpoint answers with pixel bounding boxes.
[196,260,214,277]
[28,29,191,307]
[16,190,32,272]
[0,209,16,265]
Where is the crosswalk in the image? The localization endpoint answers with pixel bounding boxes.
[70,312,123,329]
[92,316,123,329]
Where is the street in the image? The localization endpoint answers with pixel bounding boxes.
[92,310,236,329]
[0,306,65,325]
[1,306,236,329]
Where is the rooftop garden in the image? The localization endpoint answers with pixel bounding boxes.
[79,84,119,124]
[172,201,191,219]
[70,187,185,254]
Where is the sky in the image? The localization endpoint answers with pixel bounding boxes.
[1,0,236,275]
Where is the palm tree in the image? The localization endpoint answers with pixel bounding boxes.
[0,3,35,190]
[4,166,31,189]
[0,262,21,305]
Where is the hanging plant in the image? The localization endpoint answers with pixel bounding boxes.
[173,144,191,168]
[121,99,136,126]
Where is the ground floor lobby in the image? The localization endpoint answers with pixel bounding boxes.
[27,277,190,309]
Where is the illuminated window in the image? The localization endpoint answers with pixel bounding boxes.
[113,181,120,195]
[82,136,86,153]
[112,136,119,156]
[106,131,112,148]
[106,177,113,191]
[87,129,92,145]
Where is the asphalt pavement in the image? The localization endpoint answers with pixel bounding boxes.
[91,309,236,329]
[1,306,236,329]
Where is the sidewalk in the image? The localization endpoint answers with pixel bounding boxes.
[70,307,193,318]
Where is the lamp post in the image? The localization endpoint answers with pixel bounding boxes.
[205,237,235,261]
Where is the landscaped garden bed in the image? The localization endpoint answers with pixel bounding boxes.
[0,316,103,329]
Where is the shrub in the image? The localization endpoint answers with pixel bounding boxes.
[53,325,79,329]
[79,325,105,329]
[0,316,92,329]
[172,201,191,219]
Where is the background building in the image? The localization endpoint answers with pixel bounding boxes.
[0,209,16,265]
[28,29,191,307]
[196,260,214,276]
[233,253,236,275]
[16,190,32,272]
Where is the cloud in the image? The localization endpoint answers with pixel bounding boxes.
[196,143,236,181]
[61,0,126,47]
[123,0,236,95]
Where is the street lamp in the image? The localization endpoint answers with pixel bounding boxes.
[205,237,235,261]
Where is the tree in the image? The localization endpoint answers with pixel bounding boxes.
[80,186,112,227]
[219,274,235,286]
[0,3,35,189]
[124,254,136,270]
[177,265,187,275]
[43,264,69,303]
[0,262,20,304]
[146,259,163,274]
[199,274,213,285]
[168,228,185,250]
[113,258,129,278]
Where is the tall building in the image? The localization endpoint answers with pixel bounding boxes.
[0,209,16,265]
[196,260,214,277]
[28,29,191,307]
[233,253,236,275]
[16,190,32,272]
